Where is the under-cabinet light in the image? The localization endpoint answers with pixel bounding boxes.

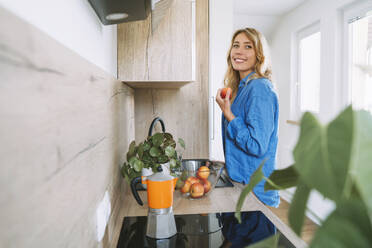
[105,13,129,21]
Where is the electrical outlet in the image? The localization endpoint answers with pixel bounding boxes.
[96,191,111,242]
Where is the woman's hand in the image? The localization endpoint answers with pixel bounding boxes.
[216,88,235,122]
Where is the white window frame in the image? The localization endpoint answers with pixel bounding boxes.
[342,1,372,108]
[292,21,321,120]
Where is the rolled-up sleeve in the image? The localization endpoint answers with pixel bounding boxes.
[227,96,275,157]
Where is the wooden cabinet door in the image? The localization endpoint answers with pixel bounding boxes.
[117,0,195,82]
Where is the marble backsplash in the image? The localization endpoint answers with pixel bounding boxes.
[0,7,134,248]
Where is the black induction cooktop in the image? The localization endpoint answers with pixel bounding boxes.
[116,212,296,248]
[116,213,224,248]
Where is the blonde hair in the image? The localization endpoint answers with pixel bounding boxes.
[224,28,272,100]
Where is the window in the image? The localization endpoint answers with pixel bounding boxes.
[294,23,321,118]
[348,13,372,113]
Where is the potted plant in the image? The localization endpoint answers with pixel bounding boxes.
[121,131,186,183]
[235,105,372,247]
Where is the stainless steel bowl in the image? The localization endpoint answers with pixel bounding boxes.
[182,159,209,171]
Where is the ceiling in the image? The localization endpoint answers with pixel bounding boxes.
[234,0,307,15]
[233,0,307,41]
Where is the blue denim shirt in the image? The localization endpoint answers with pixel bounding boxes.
[222,72,280,207]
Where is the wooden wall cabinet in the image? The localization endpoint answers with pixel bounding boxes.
[117,0,195,87]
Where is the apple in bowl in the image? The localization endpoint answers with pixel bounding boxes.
[196,166,210,179]
[190,182,205,198]
[180,180,192,194]
[186,176,201,185]
[179,160,224,199]
[180,165,213,198]
[200,178,211,193]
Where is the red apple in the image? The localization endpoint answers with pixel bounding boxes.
[201,178,211,193]
[197,166,210,179]
[186,176,200,185]
[180,180,191,194]
[190,182,205,198]
[220,87,232,99]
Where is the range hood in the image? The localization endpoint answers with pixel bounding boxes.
[88,0,173,30]
[88,0,151,25]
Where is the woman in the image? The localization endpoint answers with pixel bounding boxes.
[216,28,280,247]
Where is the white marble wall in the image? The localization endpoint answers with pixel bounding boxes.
[0,7,134,248]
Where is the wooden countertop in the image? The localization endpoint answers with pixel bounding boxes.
[121,182,260,217]
[120,179,308,248]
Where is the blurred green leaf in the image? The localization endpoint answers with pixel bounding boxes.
[143,141,151,151]
[158,155,168,163]
[326,106,353,199]
[128,156,137,167]
[133,160,144,172]
[288,182,311,235]
[149,147,161,157]
[165,145,176,157]
[151,133,164,147]
[235,159,266,223]
[129,170,141,179]
[169,158,177,168]
[350,183,363,200]
[264,165,299,191]
[137,143,144,159]
[151,164,160,172]
[351,110,372,215]
[245,234,279,248]
[180,170,188,181]
[150,156,157,164]
[127,140,136,161]
[310,200,372,248]
[129,140,136,153]
[142,153,151,162]
[121,163,130,183]
[232,106,372,248]
[176,178,184,189]
[178,138,186,149]
[293,112,339,201]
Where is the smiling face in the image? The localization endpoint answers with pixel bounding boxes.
[230,32,257,80]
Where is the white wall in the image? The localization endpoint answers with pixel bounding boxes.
[234,14,281,42]
[209,0,234,161]
[0,0,117,77]
[271,0,366,223]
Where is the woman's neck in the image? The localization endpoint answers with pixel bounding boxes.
[239,70,253,81]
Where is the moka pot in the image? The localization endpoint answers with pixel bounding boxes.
[130,166,178,239]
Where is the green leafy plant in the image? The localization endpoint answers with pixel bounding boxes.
[235,106,372,247]
[121,132,186,183]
